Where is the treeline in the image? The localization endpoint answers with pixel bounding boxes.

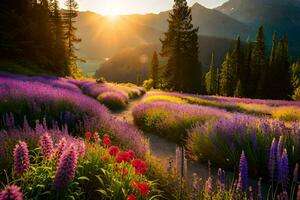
[205,26,298,100]
[0,0,81,77]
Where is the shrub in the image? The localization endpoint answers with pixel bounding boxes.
[292,87,300,100]
[142,79,154,91]
[97,92,128,110]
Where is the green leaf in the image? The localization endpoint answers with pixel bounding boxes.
[97,189,108,196]
[95,175,104,185]
[77,176,90,181]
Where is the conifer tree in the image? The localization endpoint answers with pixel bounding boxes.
[231,36,244,85]
[249,26,267,98]
[291,60,300,89]
[151,51,159,89]
[64,0,81,77]
[243,37,252,97]
[205,53,216,95]
[234,80,243,97]
[161,0,202,93]
[220,53,234,96]
[215,68,220,95]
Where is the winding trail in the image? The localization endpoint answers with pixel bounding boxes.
[113,97,230,183]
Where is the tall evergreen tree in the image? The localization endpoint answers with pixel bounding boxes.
[249,26,267,98]
[151,51,159,89]
[161,0,202,93]
[215,68,220,95]
[205,52,216,95]
[291,60,300,89]
[243,37,252,97]
[220,53,234,96]
[64,0,81,77]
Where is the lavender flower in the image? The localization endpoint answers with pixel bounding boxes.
[53,146,78,189]
[249,186,254,200]
[39,133,53,159]
[204,177,213,195]
[293,163,299,182]
[237,151,248,192]
[0,185,23,200]
[13,141,30,175]
[280,149,289,189]
[217,168,225,192]
[277,136,284,182]
[268,138,277,183]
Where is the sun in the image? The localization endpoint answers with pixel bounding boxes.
[102,1,123,17]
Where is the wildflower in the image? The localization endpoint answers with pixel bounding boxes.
[204,177,213,195]
[0,185,23,200]
[85,132,92,140]
[103,135,111,147]
[257,178,263,200]
[54,137,67,158]
[88,143,93,149]
[53,146,78,189]
[116,152,131,163]
[131,180,138,188]
[277,136,284,182]
[280,149,289,189]
[77,141,86,158]
[108,146,119,156]
[268,138,277,183]
[293,163,299,182]
[126,194,137,200]
[93,132,100,143]
[122,168,128,177]
[132,159,147,175]
[13,141,30,175]
[217,168,225,192]
[128,150,135,159]
[39,133,53,159]
[103,156,109,161]
[138,182,150,196]
[249,186,254,200]
[237,151,248,192]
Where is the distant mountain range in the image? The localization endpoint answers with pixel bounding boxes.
[76,1,300,80]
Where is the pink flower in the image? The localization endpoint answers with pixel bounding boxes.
[53,146,78,189]
[39,133,53,159]
[0,185,23,200]
[13,141,30,175]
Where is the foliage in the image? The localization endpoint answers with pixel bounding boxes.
[160,0,202,93]
[142,79,154,91]
[292,87,300,101]
[151,51,160,89]
[97,92,128,110]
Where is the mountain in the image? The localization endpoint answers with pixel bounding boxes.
[76,4,250,77]
[216,0,300,55]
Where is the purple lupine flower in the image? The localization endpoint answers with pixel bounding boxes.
[204,177,213,195]
[280,149,289,189]
[39,133,53,159]
[237,151,248,192]
[268,138,277,183]
[277,136,284,183]
[257,178,263,200]
[293,163,299,182]
[53,146,78,189]
[13,141,30,175]
[0,185,23,200]
[54,137,67,158]
[249,186,254,200]
[278,191,288,200]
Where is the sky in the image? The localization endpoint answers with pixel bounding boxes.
[59,0,228,15]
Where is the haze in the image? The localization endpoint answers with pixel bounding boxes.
[59,0,227,15]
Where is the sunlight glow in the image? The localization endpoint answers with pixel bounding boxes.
[102,1,122,16]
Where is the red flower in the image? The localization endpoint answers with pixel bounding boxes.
[128,150,135,159]
[108,146,119,156]
[138,182,150,196]
[116,151,131,163]
[103,136,111,147]
[127,194,137,200]
[103,156,109,161]
[114,167,119,173]
[88,143,93,149]
[131,180,138,188]
[132,159,147,175]
[85,132,92,139]
[122,167,128,177]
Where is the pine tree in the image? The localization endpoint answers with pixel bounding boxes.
[205,53,216,95]
[63,0,81,77]
[161,0,202,93]
[151,51,159,89]
[220,53,234,96]
[50,0,68,75]
[231,36,244,85]
[249,26,267,98]
[243,37,252,97]
[215,68,220,95]
[234,80,243,97]
[291,60,300,89]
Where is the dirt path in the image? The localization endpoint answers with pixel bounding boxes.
[114,97,231,183]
